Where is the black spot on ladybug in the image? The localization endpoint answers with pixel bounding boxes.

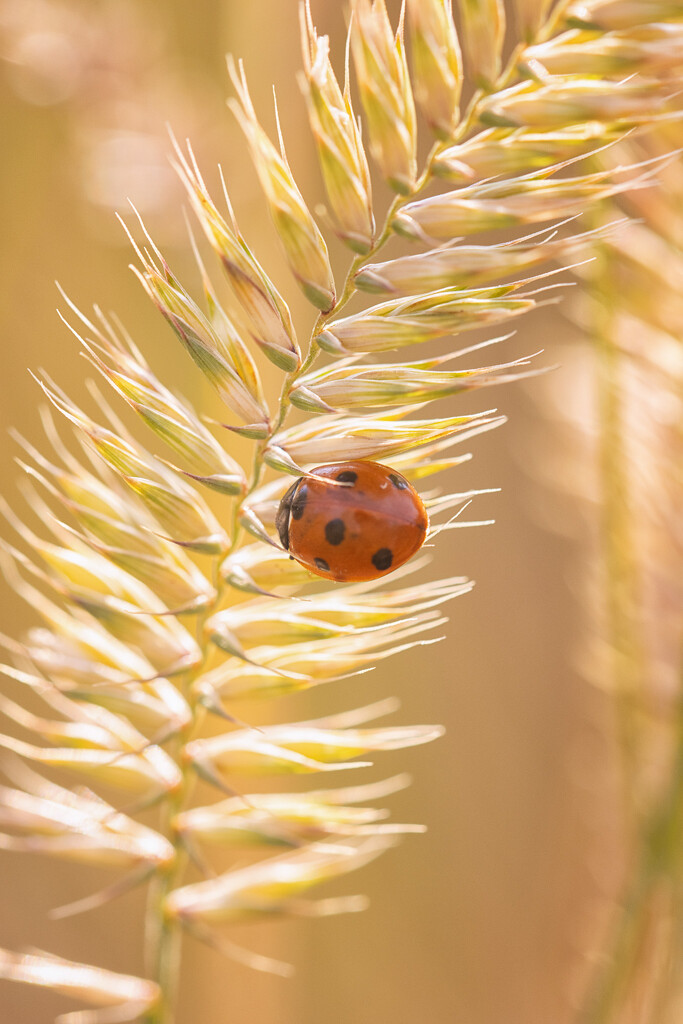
[336,470,358,484]
[389,473,408,490]
[372,548,393,571]
[314,557,330,572]
[290,483,308,520]
[325,518,346,545]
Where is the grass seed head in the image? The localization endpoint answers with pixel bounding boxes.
[407,0,463,139]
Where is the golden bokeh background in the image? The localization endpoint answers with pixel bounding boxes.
[0,2,620,1022]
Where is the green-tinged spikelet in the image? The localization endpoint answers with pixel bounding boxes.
[1,0,681,1021]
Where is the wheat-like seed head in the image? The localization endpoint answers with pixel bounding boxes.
[1,0,681,1020]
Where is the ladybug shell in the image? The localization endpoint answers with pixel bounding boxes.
[275,460,429,583]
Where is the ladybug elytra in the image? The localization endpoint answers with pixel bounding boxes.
[275,460,429,583]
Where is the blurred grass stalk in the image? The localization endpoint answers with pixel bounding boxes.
[580,125,683,1023]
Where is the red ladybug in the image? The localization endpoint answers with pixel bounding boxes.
[275,460,429,582]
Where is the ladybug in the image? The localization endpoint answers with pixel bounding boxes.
[275,460,429,583]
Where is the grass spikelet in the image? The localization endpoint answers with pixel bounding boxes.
[300,0,375,254]
[407,0,463,139]
[172,139,301,371]
[356,223,615,291]
[351,0,418,195]
[0,949,161,1024]
[228,57,337,313]
[459,0,507,87]
[565,0,683,31]
[479,75,677,128]
[395,166,650,238]
[433,124,616,180]
[512,0,554,39]
[1,0,681,1021]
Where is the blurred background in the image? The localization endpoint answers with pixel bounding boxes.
[0,2,629,1023]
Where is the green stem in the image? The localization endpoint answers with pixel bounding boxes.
[142,584,223,1024]
[144,816,187,1024]
[592,244,644,807]
[581,698,683,1024]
